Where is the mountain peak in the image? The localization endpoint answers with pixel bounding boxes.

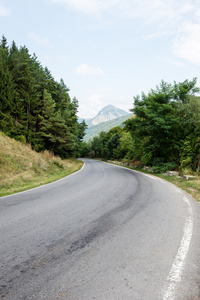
[97,105,116,115]
[91,105,128,126]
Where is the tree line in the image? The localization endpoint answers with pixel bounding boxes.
[0,35,87,158]
[86,79,200,173]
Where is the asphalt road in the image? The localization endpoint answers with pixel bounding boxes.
[1,159,200,300]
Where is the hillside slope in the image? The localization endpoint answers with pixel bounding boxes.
[84,113,132,141]
[0,132,82,197]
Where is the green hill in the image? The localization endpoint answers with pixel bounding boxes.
[84,113,132,142]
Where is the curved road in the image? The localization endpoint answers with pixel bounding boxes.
[0,159,200,300]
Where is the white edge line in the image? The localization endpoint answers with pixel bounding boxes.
[160,194,193,300]
[0,160,85,200]
[106,160,194,300]
[1,158,194,297]
[105,161,158,180]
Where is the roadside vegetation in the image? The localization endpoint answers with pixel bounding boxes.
[0,35,85,197]
[85,78,200,173]
[0,35,87,158]
[159,174,200,202]
[1,35,200,201]
[0,132,83,197]
[84,78,200,201]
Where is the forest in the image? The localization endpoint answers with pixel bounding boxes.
[0,35,87,158]
[1,35,200,173]
[87,79,200,173]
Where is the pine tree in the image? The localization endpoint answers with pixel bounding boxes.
[0,36,87,157]
[9,46,41,143]
[0,37,15,135]
[0,35,9,54]
[38,89,56,151]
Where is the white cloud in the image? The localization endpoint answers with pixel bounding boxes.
[139,1,200,65]
[180,3,194,14]
[145,30,174,40]
[168,58,186,67]
[50,0,192,23]
[78,85,132,118]
[79,94,104,118]
[28,32,51,47]
[50,0,167,17]
[74,63,104,75]
[88,94,103,105]
[50,0,200,65]
[51,0,107,14]
[173,9,200,65]
[0,3,11,16]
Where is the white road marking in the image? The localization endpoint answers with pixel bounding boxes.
[160,193,193,300]
[107,161,194,299]
[107,162,159,180]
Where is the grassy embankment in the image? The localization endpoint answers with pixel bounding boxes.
[0,132,83,197]
[157,173,200,202]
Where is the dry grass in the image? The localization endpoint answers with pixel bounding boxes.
[161,176,200,202]
[0,132,83,197]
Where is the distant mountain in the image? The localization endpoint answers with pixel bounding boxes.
[79,105,129,128]
[91,105,129,126]
[84,113,132,142]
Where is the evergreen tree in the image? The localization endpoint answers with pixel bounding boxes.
[37,89,56,151]
[0,36,87,157]
[0,35,9,54]
[76,120,87,156]
[9,46,41,142]
[0,37,15,135]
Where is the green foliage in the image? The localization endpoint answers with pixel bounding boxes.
[0,45,15,135]
[15,135,26,144]
[87,78,200,173]
[129,81,177,163]
[123,79,200,170]
[117,132,135,160]
[0,35,86,158]
[107,132,121,159]
[79,141,90,157]
[152,159,177,174]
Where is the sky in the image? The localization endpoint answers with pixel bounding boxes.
[0,0,200,118]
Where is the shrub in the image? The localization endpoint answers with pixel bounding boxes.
[152,161,177,173]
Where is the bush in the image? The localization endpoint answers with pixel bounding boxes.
[152,161,177,173]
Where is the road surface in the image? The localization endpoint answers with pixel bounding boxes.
[1,159,200,299]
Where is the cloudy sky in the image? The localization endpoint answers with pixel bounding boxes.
[1,0,200,118]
